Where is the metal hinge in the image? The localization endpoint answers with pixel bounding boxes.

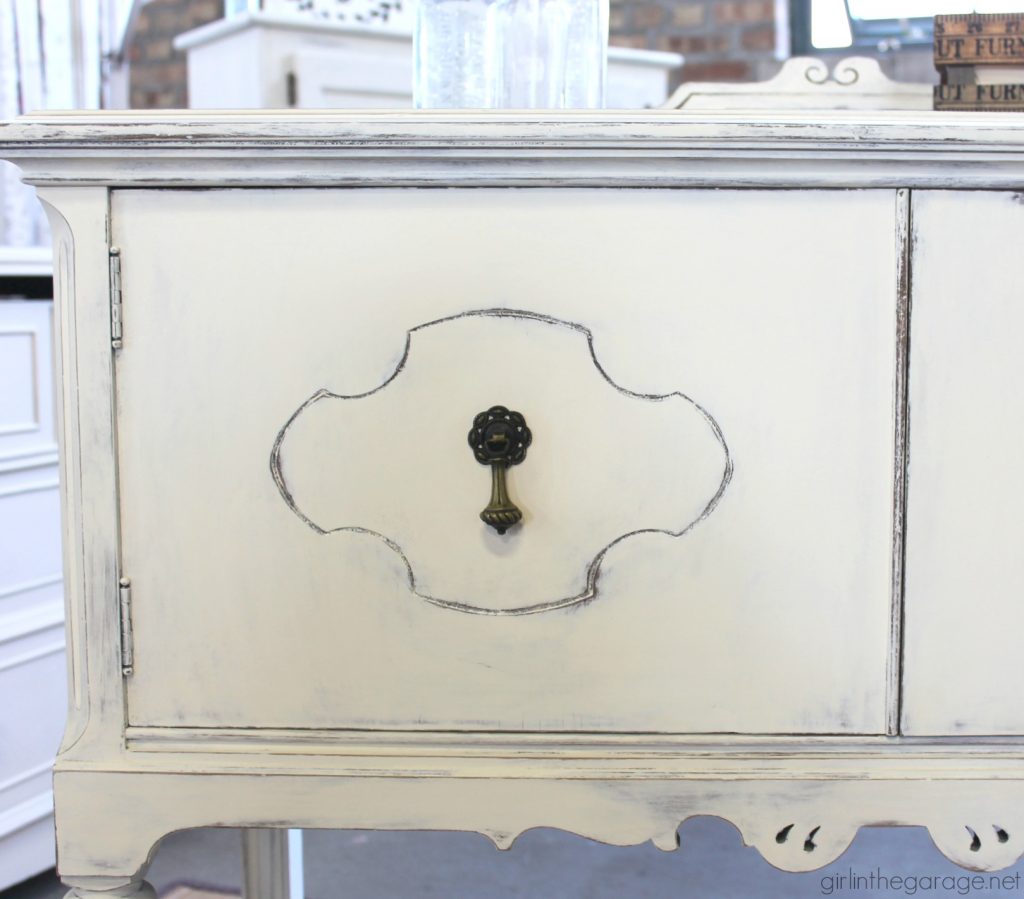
[118,576,134,676]
[109,246,123,349]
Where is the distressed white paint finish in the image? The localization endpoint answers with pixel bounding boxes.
[0,299,65,891]
[665,56,932,111]
[0,301,57,461]
[52,767,1024,877]
[113,186,894,734]
[8,110,1024,190]
[902,190,1024,736]
[3,113,1024,889]
[34,186,123,761]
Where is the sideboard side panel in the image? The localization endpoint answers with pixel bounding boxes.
[35,186,125,760]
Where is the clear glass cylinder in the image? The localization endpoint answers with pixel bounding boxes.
[487,0,608,108]
[413,0,499,109]
[414,0,608,109]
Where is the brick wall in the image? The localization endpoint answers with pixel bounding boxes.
[610,0,780,85]
[128,0,221,108]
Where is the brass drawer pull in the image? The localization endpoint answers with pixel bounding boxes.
[468,406,532,534]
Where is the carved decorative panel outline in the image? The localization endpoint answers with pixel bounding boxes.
[270,309,732,615]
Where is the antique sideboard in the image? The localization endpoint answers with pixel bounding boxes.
[2,110,1024,896]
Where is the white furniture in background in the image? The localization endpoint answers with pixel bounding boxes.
[665,56,932,110]
[6,109,1024,898]
[176,11,683,109]
[0,299,64,891]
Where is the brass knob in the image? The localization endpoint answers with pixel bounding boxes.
[468,406,532,534]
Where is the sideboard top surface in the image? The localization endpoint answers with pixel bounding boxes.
[3,109,1024,188]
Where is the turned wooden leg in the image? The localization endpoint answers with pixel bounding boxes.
[63,879,156,898]
[242,828,304,899]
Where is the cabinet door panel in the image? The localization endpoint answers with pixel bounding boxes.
[113,187,897,734]
[903,190,1024,735]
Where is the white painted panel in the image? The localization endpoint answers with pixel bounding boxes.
[114,187,897,734]
[292,47,416,108]
[903,190,1024,735]
[186,28,268,110]
[0,296,62,889]
[0,800,56,892]
[0,331,37,431]
[0,576,62,623]
[0,603,63,888]
[0,480,62,604]
[0,639,64,788]
[0,302,56,465]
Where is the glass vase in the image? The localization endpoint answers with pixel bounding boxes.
[414,0,609,109]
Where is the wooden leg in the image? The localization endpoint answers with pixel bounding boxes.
[242,828,304,899]
[63,880,156,898]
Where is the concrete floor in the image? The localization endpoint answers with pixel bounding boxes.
[6,818,1024,898]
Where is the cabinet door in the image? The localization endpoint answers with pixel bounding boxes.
[113,187,898,735]
[903,191,1024,735]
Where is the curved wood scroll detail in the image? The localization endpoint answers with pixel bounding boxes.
[664,56,932,111]
[54,769,1024,880]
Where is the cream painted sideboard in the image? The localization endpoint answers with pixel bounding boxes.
[2,110,1024,897]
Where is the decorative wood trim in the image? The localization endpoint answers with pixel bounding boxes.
[35,186,122,760]
[122,726,1024,764]
[665,57,932,112]
[270,308,732,616]
[48,201,82,723]
[5,111,1024,190]
[52,769,1024,875]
